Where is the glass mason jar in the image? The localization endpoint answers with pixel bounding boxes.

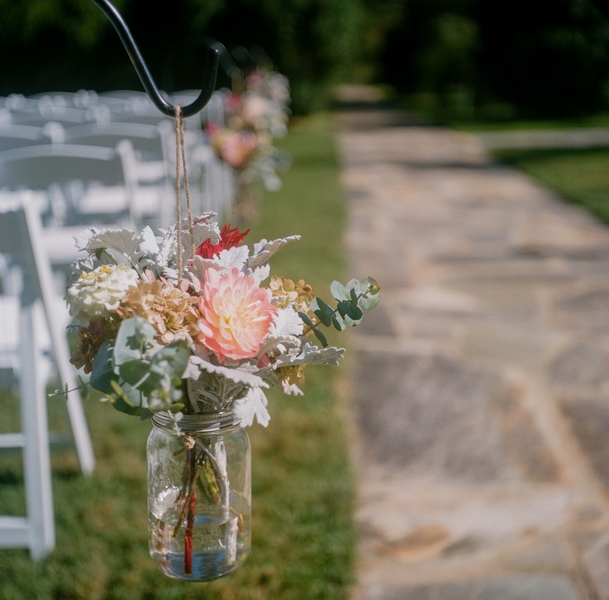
[147,410,251,581]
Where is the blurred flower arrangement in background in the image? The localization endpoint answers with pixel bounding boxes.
[206,68,292,222]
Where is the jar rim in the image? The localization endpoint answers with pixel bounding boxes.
[151,410,241,433]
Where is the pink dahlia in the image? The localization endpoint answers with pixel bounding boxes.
[196,267,276,362]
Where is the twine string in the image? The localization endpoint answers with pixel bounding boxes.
[174,106,196,279]
[179,121,195,257]
[174,106,183,278]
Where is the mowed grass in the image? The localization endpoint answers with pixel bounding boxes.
[452,113,609,132]
[494,147,609,224]
[0,114,356,600]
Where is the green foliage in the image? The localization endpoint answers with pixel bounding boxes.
[0,0,367,113]
[192,0,368,112]
[0,0,121,47]
[0,115,356,599]
[301,277,380,347]
[380,0,609,119]
[88,316,188,418]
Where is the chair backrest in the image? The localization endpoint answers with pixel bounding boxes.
[0,144,125,190]
[65,122,165,159]
[0,124,46,152]
[10,106,90,127]
[98,90,150,101]
[0,143,141,227]
[110,112,172,127]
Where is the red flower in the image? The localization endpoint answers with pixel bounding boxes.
[195,224,250,259]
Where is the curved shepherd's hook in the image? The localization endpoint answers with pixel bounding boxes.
[90,0,220,117]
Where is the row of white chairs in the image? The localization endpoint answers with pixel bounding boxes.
[0,89,225,131]
[0,92,236,558]
[0,91,237,251]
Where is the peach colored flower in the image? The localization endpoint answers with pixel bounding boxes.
[196,267,276,362]
[209,128,260,169]
[118,274,200,344]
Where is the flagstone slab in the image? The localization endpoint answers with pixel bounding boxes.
[550,341,609,389]
[354,350,559,483]
[560,398,609,489]
[366,576,578,600]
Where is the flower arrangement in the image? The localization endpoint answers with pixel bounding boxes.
[66,215,379,426]
[64,214,379,579]
[206,69,291,203]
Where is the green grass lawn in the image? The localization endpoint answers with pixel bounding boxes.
[452,114,609,132]
[0,114,356,600]
[494,147,609,224]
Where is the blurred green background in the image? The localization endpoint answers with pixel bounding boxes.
[2,0,609,117]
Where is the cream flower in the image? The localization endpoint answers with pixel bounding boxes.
[196,267,276,362]
[66,263,138,319]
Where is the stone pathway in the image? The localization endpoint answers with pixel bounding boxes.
[339,107,609,600]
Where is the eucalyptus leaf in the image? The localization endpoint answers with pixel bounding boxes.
[337,300,363,321]
[77,375,90,400]
[359,294,381,310]
[112,395,153,418]
[114,316,156,365]
[149,340,190,379]
[342,301,363,321]
[110,379,133,406]
[362,276,381,295]
[330,280,349,302]
[311,297,333,327]
[110,379,151,414]
[332,313,346,331]
[313,328,328,347]
[119,360,156,392]
[89,340,118,394]
[345,278,360,293]
[298,311,314,328]
[344,313,363,327]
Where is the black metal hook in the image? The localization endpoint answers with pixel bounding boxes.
[201,37,241,80]
[90,0,220,117]
[231,46,257,74]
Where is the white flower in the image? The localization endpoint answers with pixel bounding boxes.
[270,306,303,338]
[234,387,270,427]
[251,265,270,286]
[281,382,304,396]
[242,94,272,125]
[273,342,345,367]
[66,263,138,318]
[214,245,249,270]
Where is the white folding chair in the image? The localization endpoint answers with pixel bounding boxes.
[0,124,47,152]
[64,121,169,183]
[0,200,95,560]
[107,95,172,127]
[10,106,91,128]
[0,143,142,227]
[65,121,165,160]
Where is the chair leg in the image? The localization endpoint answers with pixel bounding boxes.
[20,299,55,561]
